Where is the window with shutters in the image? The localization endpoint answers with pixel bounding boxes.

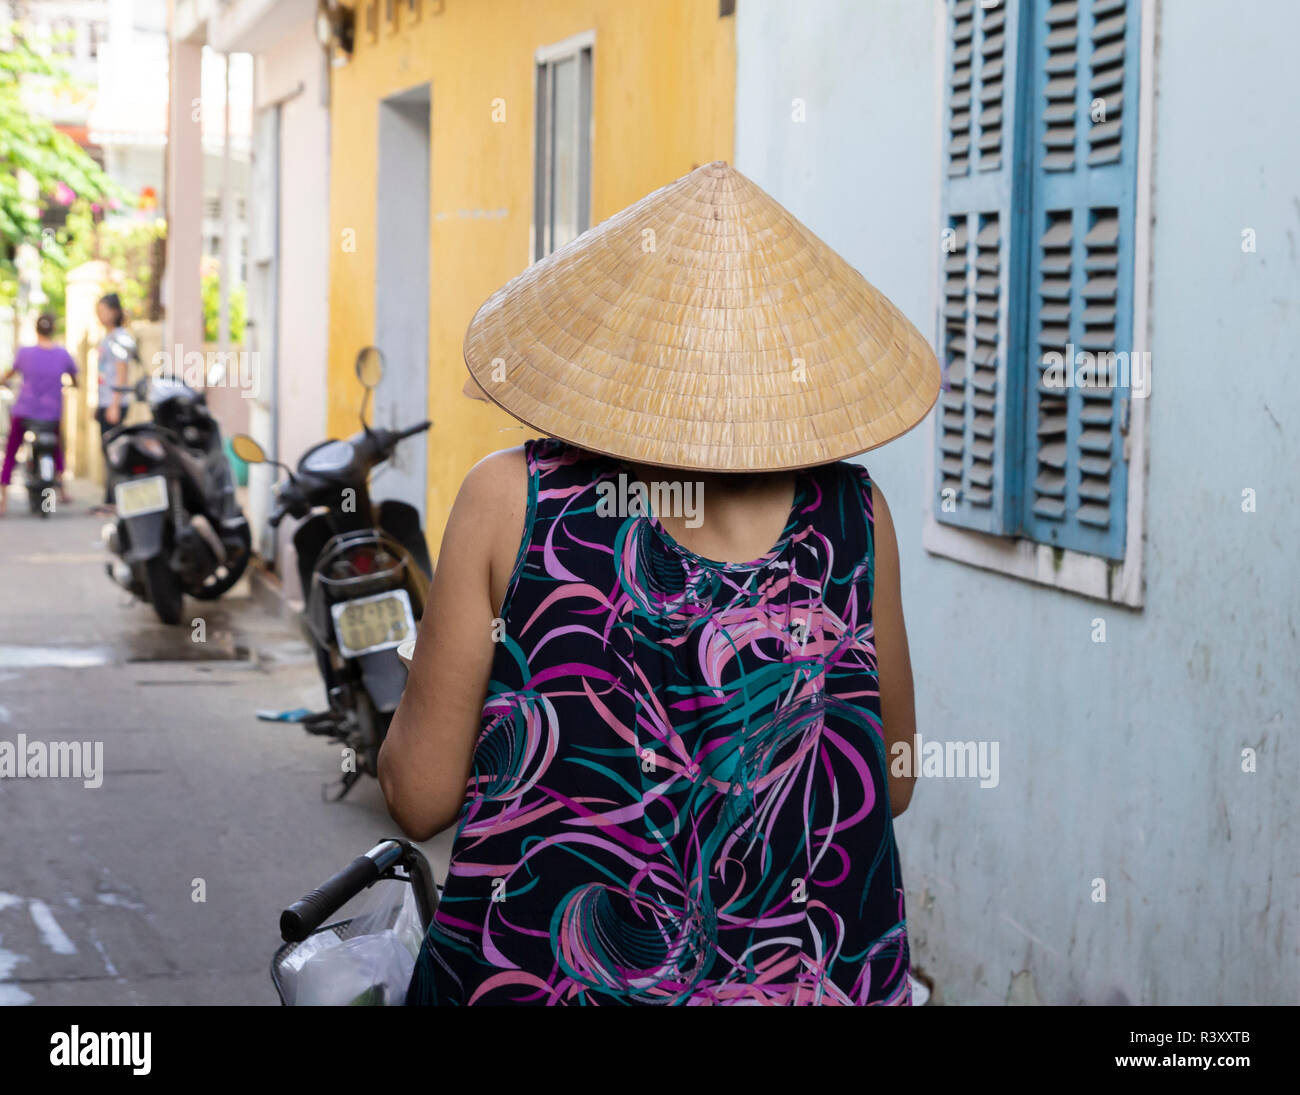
[931,0,1146,585]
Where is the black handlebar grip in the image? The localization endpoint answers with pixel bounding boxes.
[268,482,304,528]
[268,490,293,528]
[279,853,381,943]
[397,420,432,441]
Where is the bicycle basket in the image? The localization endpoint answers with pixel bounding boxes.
[271,878,423,1006]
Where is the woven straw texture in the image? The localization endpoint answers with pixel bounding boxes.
[463,161,939,472]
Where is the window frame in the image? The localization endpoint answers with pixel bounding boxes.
[922,0,1155,607]
[532,30,595,264]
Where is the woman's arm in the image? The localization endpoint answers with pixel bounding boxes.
[107,354,127,423]
[378,448,526,840]
[871,481,918,818]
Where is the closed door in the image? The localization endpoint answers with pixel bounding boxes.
[372,84,431,521]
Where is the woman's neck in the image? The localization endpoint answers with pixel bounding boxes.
[623,460,798,562]
[625,463,788,498]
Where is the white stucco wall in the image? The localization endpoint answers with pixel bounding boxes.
[737,0,1299,1004]
[257,23,330,598]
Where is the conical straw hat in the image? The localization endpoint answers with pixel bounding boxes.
[463,161,939,472]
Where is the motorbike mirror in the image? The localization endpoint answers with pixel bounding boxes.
[355,346,384,389]
[230,434,267,465]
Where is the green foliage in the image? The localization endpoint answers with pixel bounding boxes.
[40,200,165,328]
[0,18,129,283]
[202,262,247,344]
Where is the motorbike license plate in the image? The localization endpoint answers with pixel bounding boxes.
[39,455,54,481]
[115,475,169,518]
[330,589,416,658]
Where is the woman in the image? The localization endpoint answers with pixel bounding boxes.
[90,292,138,516]
[380,163,939,1006]
[0,312,77,515]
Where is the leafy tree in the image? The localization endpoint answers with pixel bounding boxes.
[41,199,165,329]
[0,16,127,289]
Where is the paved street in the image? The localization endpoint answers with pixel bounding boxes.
[0,482,449,1005]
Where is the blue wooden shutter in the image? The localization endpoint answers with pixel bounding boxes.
[1021,0,1140,559]
[935,0,1028,536]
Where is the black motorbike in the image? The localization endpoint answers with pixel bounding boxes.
[234,346,432,800]
[21,417,62,517]
[102,377,251,624]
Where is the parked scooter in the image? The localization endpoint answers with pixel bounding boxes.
[21,418,62,517]
[234,346,432,800]
[102,377,251,624]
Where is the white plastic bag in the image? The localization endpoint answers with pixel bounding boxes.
[279,879,424,1006]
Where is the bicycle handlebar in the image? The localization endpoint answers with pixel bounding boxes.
[279,839,438,944]
[279,840,407,942]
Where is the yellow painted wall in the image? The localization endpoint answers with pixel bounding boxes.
[327,0,735,552]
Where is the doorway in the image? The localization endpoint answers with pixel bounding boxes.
[373,83,431,521]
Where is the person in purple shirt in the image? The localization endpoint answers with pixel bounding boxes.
[1,312,78,515]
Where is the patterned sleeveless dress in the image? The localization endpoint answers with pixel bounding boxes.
[407,437,910,1005]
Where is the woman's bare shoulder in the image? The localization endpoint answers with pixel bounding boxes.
[448,447,528,546]
[448,447,529,609]
[458,445,527,510]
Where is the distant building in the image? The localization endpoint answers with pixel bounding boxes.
[172,0,331,593]
[7,0,250,276]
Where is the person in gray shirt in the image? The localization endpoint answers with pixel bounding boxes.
[91,293,137,514]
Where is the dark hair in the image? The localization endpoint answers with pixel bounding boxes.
[36,312,56,337]
[98,292,125,329]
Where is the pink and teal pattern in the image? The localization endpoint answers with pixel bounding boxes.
[407,438,911,1005]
